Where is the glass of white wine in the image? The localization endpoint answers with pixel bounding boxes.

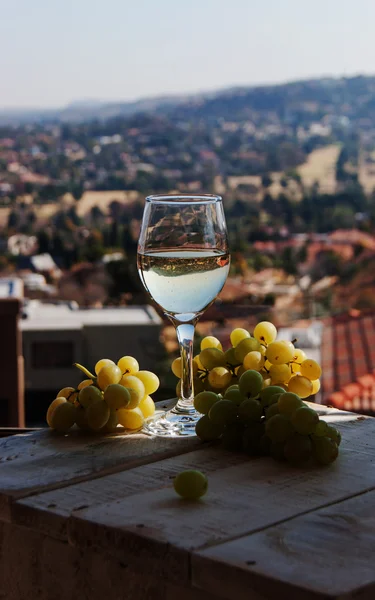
[137,194,230,437]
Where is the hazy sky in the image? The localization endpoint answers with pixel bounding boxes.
[1,0,374,109]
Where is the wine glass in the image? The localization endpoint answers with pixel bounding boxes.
[137,194,230,437]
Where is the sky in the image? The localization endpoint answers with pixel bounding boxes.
[1,0,375,109]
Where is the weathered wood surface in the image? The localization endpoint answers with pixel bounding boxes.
[193,490,375,600]
[0,401,200,521]
[1,402,375,599]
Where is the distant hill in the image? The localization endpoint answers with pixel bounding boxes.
[1,75,375,125]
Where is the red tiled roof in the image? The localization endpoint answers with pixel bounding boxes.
[322,309,375,413]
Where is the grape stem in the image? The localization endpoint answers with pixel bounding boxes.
[73,363,96,380]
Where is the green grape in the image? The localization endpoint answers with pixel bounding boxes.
[311,379,321,395]
[278,392,303,417]
[78,385,103,409]
[208,367,232,390]
[230,327,250,347]
[269,363,291,384]
[259,385,286,408]
[243,351,265,371]
[201,336,222,351]
[265,414,294,443]
[265,403,279,420]
[313,420,329,437]
[194,391,220,415]
[224,384,240,395]
[291,406,319,435]
[270,441,287,462]
[236,365,246,378]
[86,400,110,431]
[313,437,339,465]
[135,370,160,395]
[117,407,144,430]
[47,397,66,427]
[326,425,342,446]
[221,423,245,452]
[238,369,263,398]
[120,374,145,408]
[173,470,208,500]
[49,401,76,433]
[284,433,313,465]
[300,359,322,381]
[117,355,139,375]
[78,379,93,391]
[224,347,241,368]
[208,399,238,427]
[242,422,266,455]
[199,348,226,370]
[234,337,261,362]
[95,358,115,375]
[75,405,90,430]
[195,415,224,441]
[253,321,277,345]
[288,375,313,398]
[224,388,245,406]
[97,364,122,390]
[193,377,205,395]
[104,384,131,409]
[100,409,118,433]
[238,398,262,423]
[266,341,294,365]
[57,387,77,403]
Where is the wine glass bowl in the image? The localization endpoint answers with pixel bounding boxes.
[137,195,230,437]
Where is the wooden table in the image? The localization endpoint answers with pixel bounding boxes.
[0,402,374,600]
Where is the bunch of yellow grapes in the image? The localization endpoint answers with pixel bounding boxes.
[46,356,159,434]
[171,321,322,399]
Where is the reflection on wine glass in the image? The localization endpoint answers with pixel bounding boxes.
[137,194,230,437]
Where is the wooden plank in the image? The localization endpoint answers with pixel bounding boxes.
[0,521,219,600]
[193,490,375,600]
[13,447,248,541]
[0,400,201,521]
[67,413,375,587]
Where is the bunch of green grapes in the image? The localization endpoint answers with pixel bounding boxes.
[46,356,159,434]
[194,373,341,466]
[171,321,322,402]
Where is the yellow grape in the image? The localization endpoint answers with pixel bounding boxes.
[97,364,122,390]
[104,384,131,409]
[87,401,110,431]
[266,341,294,365]
[78,379,93,390]
[117,407,144,430]
[135,370,160,395]
[49,401,76,432]
[100,409,118,433]
[288,375,313,398]
[200,336,223,351]
[253,321,277,345]
[300,359,322,381]
[269,363,292,384]
[120,374,145,408]
[139,395,156,418]
[47,397,66,427]
[262,377,272,388]
[194,355,204,370]
[292,348,306,364]
[243,351,265,371]
[172,357,182,378]
[208,367,232,390]
[95,358,115,375]
[264,359,272,370]
[230,328,250,347]
[56,387,77,403]
[259,345,267,356]
[117,355,139,375]
[311,379,321,394]
[176,379,181,397]
[78,385,102,408]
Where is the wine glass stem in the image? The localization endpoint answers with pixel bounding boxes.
[175,322,195,413]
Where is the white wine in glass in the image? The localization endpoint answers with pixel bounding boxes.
[137,194,230,437]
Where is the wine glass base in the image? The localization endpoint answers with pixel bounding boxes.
[143,405,200,437]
